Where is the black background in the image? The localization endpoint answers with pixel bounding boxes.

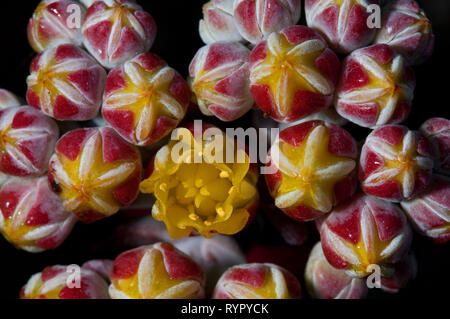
[0,0,448,300]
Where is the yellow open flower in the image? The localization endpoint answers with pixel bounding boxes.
[140,125,259,239]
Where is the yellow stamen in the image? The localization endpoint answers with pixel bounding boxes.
[189,213,199,221]
[159,183,168,192]
[200,187,210,196]
[219,171,230,178]
[216,207,225,217]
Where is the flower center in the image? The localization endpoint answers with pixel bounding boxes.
[170,164,233,222]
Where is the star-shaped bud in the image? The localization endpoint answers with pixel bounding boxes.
[20,265,109,299]
[27,0,85,53]
[0,106,59,177]
[320,193,413,278]
[359,125,434,202]
[305,242,368,299]
[420,118,450,176]
[305,0,379,54]
[140,124,259,239]
[109,243,205,299]
[199,0,244,44]
[81,0,157,69]
[400,174,450,244]
[335,44,416,128]
[26,44,107,121]
[48,127,143,223]
[103,53,190,146]
[266,120,358,222]
[0,176,76,253]
[0,89,22,109]
[233,0,302,44]
[250,25,340,123]
[213,263,302,299]
[375,0,434,65]
[189,42,254,122]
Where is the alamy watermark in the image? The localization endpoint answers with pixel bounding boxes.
[168,120,279,175]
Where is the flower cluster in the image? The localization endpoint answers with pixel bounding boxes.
[0,0,446,300]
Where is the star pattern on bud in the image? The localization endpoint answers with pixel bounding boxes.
[104,61,184,144]
[82,0,156,69]
[337,53,413,126]
[51,130,138,216]
[362,131,434,199]
[271,125,356,212]
[251,34,332,117]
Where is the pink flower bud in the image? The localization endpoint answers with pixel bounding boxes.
[103,53,190,146]
[400,175,450,244]
[48,127,143,223]
[335,44,416,128]
[250,26,340,123]
[81,0,157,69]
[359,125,434,202]
[375,0,434,65]
[305,242,368,299]
[305,0,379,54]
[27,0,85,53]
[26,44,107,121]
[21,265,109,299]
[0,106,59,177]
[109,243,205,299]
[0,89,22,109]
[266,120,358,221]
[0,176,76,252]
[213,263,302,299]
[200,0,244,44]
[233,0,302,44]
[420,118,450,176]
[321,193,413,278]
[189,42,254,121]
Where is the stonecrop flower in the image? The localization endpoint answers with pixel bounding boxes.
[375,0,434,65]
[305,0,379,54]
[0,176,76,253]
[266,120,358,221]
[81,0,157,69]
[48,127,143,223]
[0,106,59,177]
[26,44,107,121]
[359,125,434,202]
[233,0,302,45]
[213,263,302,299]
[140,124,259,239]
[321,193,413,278]
[305,242,368,299]
[335,44,416,128]
[21,265,109,299]
[109,243,205,299]
[199,0,244,44]
[250,25,340,123]
[103,53,190,146]
[27,0,85,53]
